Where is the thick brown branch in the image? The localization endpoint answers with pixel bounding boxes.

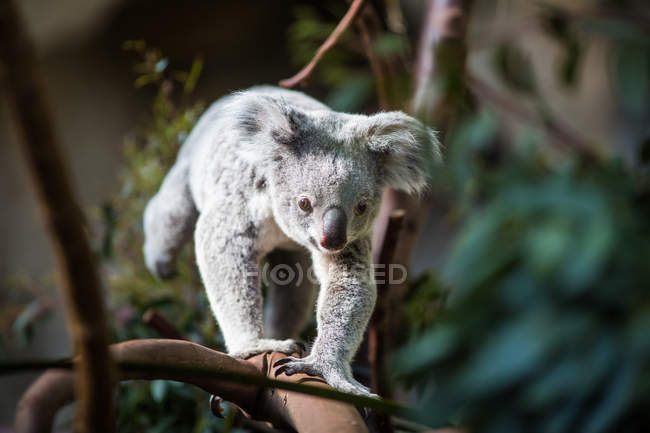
[356,15,391,110]
[411,0,472,126]
[15,339,369,433]
[373,0,474,280]
[368,7,473,429]
[371,0,473,273]
[0,1,114,432]
[352,0,411,111]
[279,0,366,88]
[369,209,405,398]
[368,210,406,433]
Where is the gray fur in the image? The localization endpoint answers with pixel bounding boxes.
[143,86,440,396]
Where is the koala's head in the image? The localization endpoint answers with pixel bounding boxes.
[236,94,441,254]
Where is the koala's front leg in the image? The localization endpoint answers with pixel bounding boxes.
[275,237,377,397]
[195,202,303,358]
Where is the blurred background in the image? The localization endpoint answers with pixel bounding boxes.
[1,0,650,432]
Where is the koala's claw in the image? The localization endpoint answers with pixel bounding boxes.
[273,356,378,398]
[273,356,319,377]
[154,260,177,280]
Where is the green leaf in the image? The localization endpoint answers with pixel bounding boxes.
[582,359,636,433]
[183,56,203,96]
[150,379,168,403]
[393,324,460,377]
[456,310,555,395]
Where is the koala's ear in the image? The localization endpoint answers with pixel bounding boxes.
[364,112,442,194]
[235,95,298,149]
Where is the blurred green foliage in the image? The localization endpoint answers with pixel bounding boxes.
[98,41,233,433]
[395,139,650,431]
[391,3,650,432]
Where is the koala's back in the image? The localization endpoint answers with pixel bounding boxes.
[182,86,329,212]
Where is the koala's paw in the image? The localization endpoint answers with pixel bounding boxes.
[229,339,306,359]
[144,247,177,280]
[153,259,177,280]
[273,355,378,398]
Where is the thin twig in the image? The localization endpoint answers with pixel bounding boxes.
[0,1,114,432]
[279,0,366,88]
[142,308,186,340]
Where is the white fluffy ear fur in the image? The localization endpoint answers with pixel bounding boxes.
[365,112,442,194]
[232,94,296,164]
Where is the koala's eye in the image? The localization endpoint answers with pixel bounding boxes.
[355,199,368,216]
[297,197,312,212]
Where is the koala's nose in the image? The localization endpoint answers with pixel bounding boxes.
[320,207,347,251]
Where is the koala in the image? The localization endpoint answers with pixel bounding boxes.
[143,86,440,396]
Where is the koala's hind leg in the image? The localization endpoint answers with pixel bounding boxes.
[143,160,197,279]
[263,249,317,340]
[195,203,304,358]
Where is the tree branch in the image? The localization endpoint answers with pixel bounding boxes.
[142,308,186,340]
[369,209,405,399]
[373,0,473,290]
[370,0,473,273]
[411,0,472,125]
[368,6,473,427]
[13,339,414,433]
[352,0,411,110]
[0,1,114,432]
[355,13,391,110]
[279,0,366,88]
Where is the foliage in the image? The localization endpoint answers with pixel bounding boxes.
[395,141,650,432]
[392,2,650,432]
[104,41,211,345]
[96,41,235,433]
[286,3,411,112]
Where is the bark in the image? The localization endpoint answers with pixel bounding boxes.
[142,308,186,340]
[0,1,115,432]
[15,339,369,433]
[373,0,473,271]
[368,210,405,398]
[371,0,474,358]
